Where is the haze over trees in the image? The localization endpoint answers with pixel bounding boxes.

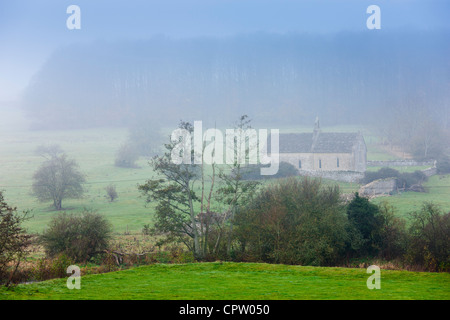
[379,101,450,160]
[21,31,450,131]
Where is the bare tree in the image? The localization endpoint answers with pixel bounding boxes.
[32,149,85,210]
[105,184,118,202]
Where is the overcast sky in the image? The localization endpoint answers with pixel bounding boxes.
[1,0,449,102]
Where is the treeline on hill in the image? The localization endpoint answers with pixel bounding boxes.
[227,178,449,271]
[22,31,450,131]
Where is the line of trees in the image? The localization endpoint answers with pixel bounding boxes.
[22,32,450,130]
[232,180,448,271]
[378,101,450,161]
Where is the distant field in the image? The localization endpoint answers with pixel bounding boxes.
[1,262,448,300]
[1,126,449,234]
[371,174,450,220]
[0,127,156,234]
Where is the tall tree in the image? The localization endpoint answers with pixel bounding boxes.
[346,192,383,257]
[216,115,260,256]
[139,116,260,260]
[139,121,204,259]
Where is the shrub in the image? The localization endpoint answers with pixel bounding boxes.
[241,161,299,180]
[114,143,139,168]
[376,201,408,260]
[127,122,163,157]
[142,224,151,236]
[363,167,427,190]
[363,167,399,184]
[397,171,427,190]
[436,156,450,174]
[32,254,74,281]
[233,177,348,266]
[40,210,112,263]
[0,192,32,286]
[406,203,450,272]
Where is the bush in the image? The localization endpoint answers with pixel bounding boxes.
[436,156,450,174]
[127,122,163,157]
[0,192,32,286]
[142,224,151,236]
[406,203,450,272]
[115,143,139,168]
[241,161,298,180]
[363,167,427,190]
[363,167,399,184]
[233,177,348,266]
[397,171,427,190]
[32,254,74,281]
[40,210,112,263]
[375,201,408,260]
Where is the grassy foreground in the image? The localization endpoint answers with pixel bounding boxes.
[1,262,449,300]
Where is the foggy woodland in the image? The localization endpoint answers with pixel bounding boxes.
[21,31,450,130]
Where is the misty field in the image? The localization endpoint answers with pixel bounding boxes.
[1,126,450,234]
[0,127,156,233]
[1,262,449,300]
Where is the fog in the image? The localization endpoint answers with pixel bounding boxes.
[1,0,449,132]
[19,31,450,130]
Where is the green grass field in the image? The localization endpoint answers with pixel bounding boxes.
[371,174,450,220]
[0,127,157,233]
[1,262,448,300]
